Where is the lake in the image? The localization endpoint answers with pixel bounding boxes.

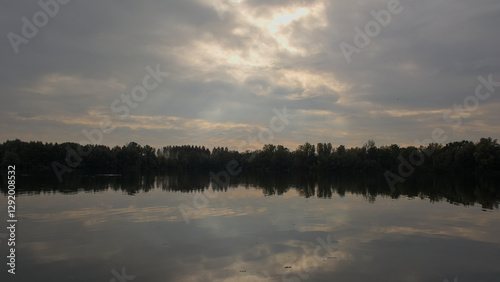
[1,172,499,281]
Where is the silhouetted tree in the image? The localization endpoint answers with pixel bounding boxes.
[1,137,499,176]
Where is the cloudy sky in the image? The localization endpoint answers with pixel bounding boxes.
[1,0,499,150]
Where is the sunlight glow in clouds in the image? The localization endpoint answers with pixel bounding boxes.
[1,0,499,149]
[21,74,126,96]
[271,8,308,27]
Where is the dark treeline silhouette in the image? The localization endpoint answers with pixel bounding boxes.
[1,171,499,210]
[1,137,500,175]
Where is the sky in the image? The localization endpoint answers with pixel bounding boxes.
[1,0,500,151]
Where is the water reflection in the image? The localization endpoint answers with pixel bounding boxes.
[3,172,499,209]
[0,173,499,281]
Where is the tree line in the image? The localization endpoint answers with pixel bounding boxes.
[1,137,499,175]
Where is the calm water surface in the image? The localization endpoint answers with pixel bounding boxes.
[1,173,499,281]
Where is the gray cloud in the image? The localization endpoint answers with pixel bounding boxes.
[1,0,499,149]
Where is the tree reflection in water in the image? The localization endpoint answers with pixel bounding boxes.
[2,171,499,210]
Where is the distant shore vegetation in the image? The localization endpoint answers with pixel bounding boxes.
[1,138,500,177]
